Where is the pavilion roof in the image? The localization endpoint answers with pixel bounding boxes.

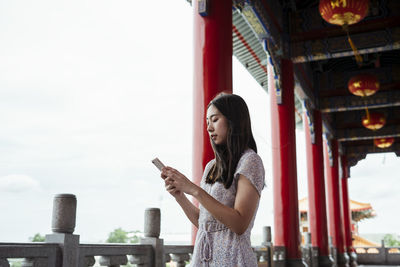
[298,197,373,213]
[353,234,380,247]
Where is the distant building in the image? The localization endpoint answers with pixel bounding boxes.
[299,197,379,247]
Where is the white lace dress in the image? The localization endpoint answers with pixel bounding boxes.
[190,148,265,267]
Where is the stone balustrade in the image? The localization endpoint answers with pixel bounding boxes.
[2,193,399,266]
[2,193,400,266]
[0,243,61,267]
[355,245,400,265]
[0,194,274,267]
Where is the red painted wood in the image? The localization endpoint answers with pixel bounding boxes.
[232,25,268,75]
[192,0,232,244]
[304,110,330,256]
[340,156,353,251]
[324,139,345,253]
[268,58,302,259]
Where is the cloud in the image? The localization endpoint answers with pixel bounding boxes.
[0,174,40,193]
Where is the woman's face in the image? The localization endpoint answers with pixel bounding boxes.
[206,104,229,145]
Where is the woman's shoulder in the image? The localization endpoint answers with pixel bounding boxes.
[236,149,265,179]
[238,148,262,166]
[235,149,265,194]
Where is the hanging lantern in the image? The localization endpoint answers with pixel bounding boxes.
[348,74,379,97]
[319,0,369,26]
[374,137,395,148]
[319,0,370,65]
[362,112,385,130]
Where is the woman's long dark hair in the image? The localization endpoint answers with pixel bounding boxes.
[206,93,257,189]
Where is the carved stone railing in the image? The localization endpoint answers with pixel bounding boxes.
[164,245,193,267]
[0,242,61,266]
[355,246,400,265]
[0,193,274,267]
[0,194,193,267]
[78,243,153,266]
[3,193,397,267]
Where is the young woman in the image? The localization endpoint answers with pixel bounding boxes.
[161,93,265,266]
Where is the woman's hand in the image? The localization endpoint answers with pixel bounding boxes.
[161,167,198,196]
[164,179,183,199]
[161,167,182,198]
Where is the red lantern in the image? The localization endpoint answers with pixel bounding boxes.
[319,0,370,26]
[374,137,395,148]
[348,74,379,97]
[319,0,370,65]
[362,113,385,130]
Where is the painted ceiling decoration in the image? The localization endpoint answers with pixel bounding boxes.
[227,0,400,171]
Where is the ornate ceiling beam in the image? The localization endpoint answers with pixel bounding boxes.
[337,125,400,142]
[293,63,316,106]
[346,143,400,156]
[322,117,336,140]
[291,26,400,63]
[320,90,400,113]
[291,16,400,43]
[319,81,400,98]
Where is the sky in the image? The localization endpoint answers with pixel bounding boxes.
[0,0,399,244]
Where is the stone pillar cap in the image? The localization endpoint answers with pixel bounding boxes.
[145,208,160,211]
[54,193,76,198]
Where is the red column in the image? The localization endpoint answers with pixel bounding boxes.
[340,156,356,266]
[304,109,333,266]
[192,0,232,243]
[269,58,303,264]
[324,139,349,267]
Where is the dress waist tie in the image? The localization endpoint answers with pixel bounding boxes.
[199,221,228,266]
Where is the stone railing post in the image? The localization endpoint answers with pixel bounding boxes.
[305,233,310,246]
[45,194,80,267]
[262,226,272,246]
[303,232,312,267]
[140,208,164,267]
[171,253,190,267]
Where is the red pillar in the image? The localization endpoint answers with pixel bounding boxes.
[192,0,232,243]
[303,109,334,266]
[340,156,357,267]
[324,139,349,267]
[269,58,304,266]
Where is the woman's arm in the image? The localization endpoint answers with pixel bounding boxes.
[163,171,200,228]
[163,167,260,235]
[174,194,200,228]
[192,174,259,235]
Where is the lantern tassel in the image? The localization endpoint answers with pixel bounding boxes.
[362,91,370,122]
[363,96,371,123]
[348,36,363,64]
[343,24,363,66]
[365,107,370,122]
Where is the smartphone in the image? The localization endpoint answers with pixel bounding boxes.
[152,157,165,171]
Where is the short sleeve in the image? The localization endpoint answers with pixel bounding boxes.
[234,152,265,196]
